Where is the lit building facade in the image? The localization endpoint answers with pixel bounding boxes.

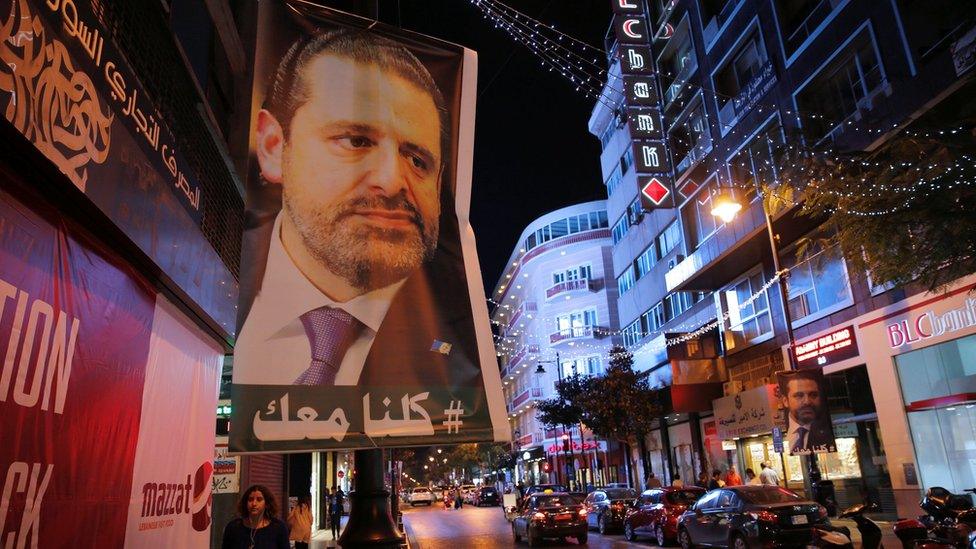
[592,0,975,518]
[491,201,631,489]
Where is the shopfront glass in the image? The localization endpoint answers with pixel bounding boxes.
[897,334,976,494]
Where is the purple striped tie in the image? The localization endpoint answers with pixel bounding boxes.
[294,307,360,385]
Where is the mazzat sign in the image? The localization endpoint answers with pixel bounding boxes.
[611,0,676,211]
[0,185,222,548]
[886,296,976,348]
[794,326,859,369]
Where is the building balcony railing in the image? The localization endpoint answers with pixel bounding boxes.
[717,61,777,133]
[549,325,607,345]
[507,387,544,413]
[503,344,539,377]
[507,300,537,333]
[546,278,595,300]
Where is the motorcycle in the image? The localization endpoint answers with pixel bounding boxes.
[894,487,976,548]
[808,503,882,549]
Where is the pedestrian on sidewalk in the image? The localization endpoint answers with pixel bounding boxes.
[287,495,312,549]
[725,466,743,487]
[221,485,289,549]
[760,462,781,486]
[645,472,663,489]
[707,470,725,490]
[671,474,683,488]
[745,468,761,485]
[329,487,343,539]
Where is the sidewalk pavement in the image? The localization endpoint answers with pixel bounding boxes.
[309,516,414,548]
[831,518,901,548]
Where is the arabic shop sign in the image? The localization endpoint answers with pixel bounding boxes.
[2,0,203,222]
[544,440,607,456]
[886,296,976,348]
[713,384,779,440]
[794,326,859,369]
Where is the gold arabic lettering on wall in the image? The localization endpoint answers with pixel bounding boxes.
[0,0,112,191]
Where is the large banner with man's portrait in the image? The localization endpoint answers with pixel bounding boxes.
[775,369,837,455]
[229,1,507,453]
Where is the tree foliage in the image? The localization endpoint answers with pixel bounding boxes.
[773,104,976,291]
[536,372,590,428]
[577,346,663,445]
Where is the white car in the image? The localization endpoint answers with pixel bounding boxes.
[409,487,434,506]
[461,485,477,504]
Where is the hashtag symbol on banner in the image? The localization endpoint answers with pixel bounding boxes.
[442,401,463,434]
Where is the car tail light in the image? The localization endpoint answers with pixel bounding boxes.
[749,510,779,523]
[578,508,588,518]
[532,512,546,522]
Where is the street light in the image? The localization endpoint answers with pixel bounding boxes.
[536,353,577,491]
[711,141,823,492]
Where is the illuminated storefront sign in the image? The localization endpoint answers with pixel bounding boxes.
[886,296,976,348]
[794,326,860,368]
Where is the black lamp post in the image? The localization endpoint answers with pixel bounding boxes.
[536,352,576,491]
[710,136,823,493]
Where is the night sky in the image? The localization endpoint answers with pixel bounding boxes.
[391,1,613,295]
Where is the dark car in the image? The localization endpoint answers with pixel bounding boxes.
[676,485,829,549]
[474,486,501,506]
[583,487,639,534]
[511,492,588,546]
[624,487,705,545]
[524,484,567,497]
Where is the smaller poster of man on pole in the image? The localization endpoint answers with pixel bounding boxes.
[775,369,837,455]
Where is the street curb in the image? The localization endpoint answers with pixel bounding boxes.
[403,519,419,549]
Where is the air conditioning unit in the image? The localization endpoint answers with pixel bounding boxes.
[723,380,743,396]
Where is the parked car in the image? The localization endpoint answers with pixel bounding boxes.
[474,486,501,506]
[676,485,829,549]
[408,487,434,506]
[511,492,587,546]
[624,487,706,545]
[524,484,567,497]
[583,487,638,534]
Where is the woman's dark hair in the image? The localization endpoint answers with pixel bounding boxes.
[238,485,279,519]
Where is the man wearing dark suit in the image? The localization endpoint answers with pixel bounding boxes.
[235,28,476,389]
[779,371,836,454]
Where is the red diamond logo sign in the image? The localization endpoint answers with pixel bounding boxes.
[641,177,670,206]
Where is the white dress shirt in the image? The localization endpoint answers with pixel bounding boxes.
[234,214,404,385]
[787,419,813,452]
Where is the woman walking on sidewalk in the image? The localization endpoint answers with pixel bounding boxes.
[221,485,289,549]
[287,495,312,549]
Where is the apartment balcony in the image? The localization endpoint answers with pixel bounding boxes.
[717,61,777,134]
[502,344,539,378]
[665,201,818,293]
[549,325,607,346]
[507,387,544,414]
[506,300,538,333]
[546,278,596,300]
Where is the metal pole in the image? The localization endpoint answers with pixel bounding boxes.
[764,136,822,491]
[338,449,403,548]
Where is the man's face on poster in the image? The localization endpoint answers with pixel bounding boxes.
[258,53,443,292]
[782,378,822,425]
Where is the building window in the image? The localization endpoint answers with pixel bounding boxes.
[605,164,623,196]
[720,269,773,351]
[623,319,642,348]
[783,241,852,323]
[621,148,635,175]
[728,119,783,204]
[553,264,593,286]
[713,28,771,131]
[680,175,720,250]
[635,245,657,279]
[627,199,644,226]
[659,17,697,106]
[612,215,629,245]
[643,302,667,333]
[523,211,609,252]
[795,30,886,143]
[776,0,845,58]
[617,266,636,295]
[670,100,710,174]
[699,0,740,43]
[600,123,616,148]
[657,220,682,258]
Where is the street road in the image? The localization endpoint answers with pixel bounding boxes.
[401,502,646,549]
